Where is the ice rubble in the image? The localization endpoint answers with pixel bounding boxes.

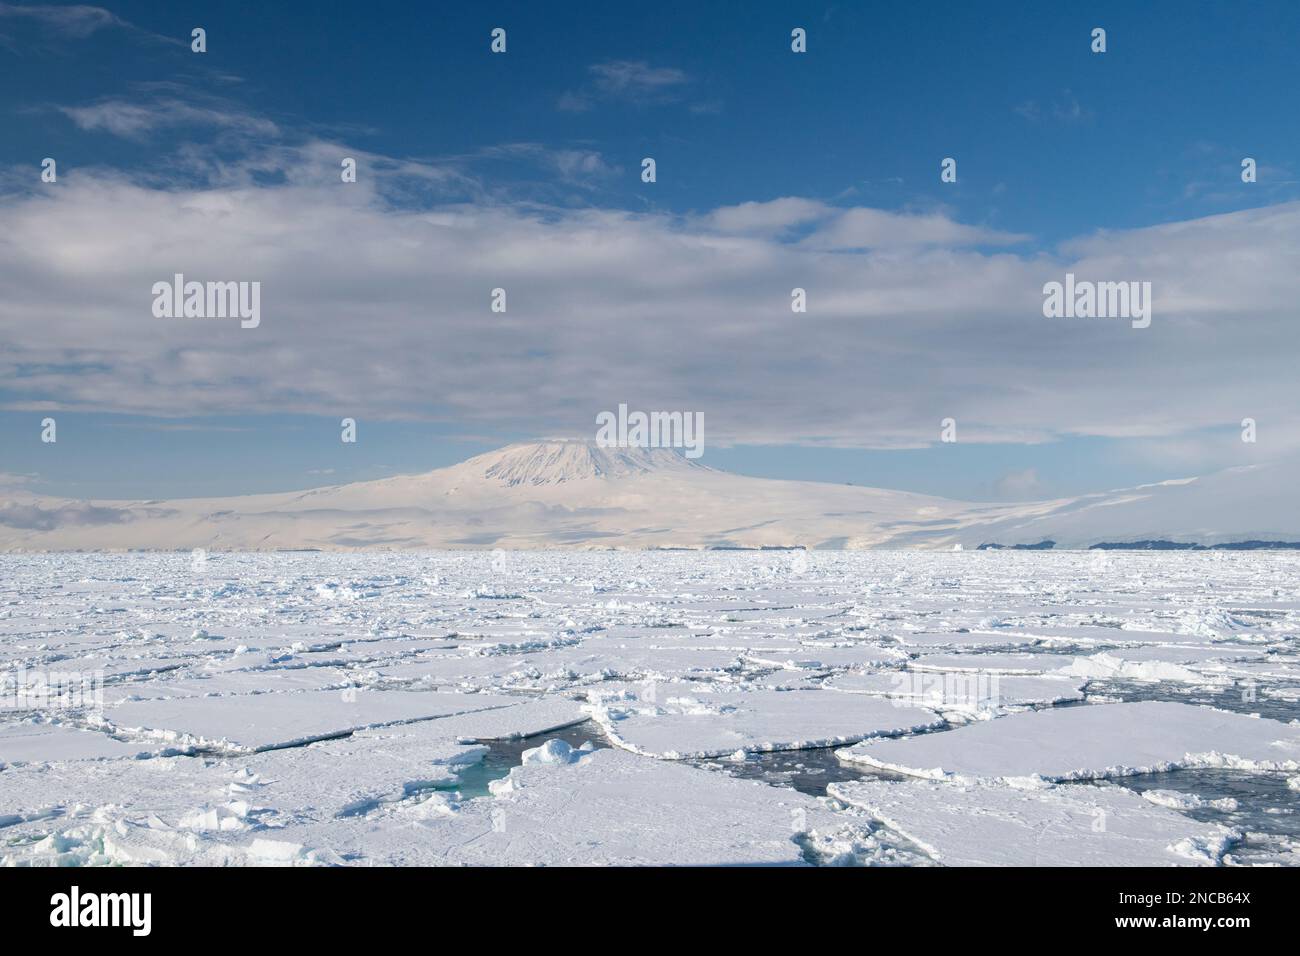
[517,738,588,766]
[1055,652,1225,684]
[1140,789,1238,812]
[837,701,1300,784]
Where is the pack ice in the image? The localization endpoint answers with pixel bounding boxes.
[2,550,1298,866]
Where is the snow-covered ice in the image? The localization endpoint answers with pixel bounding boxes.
[103,688,520,752]
[837,701,1300,783]
[585,681,943,759]
[824,670,1087,714]
[828,779,1237,866]
[0,722,154,766]
[2,549,1298,866]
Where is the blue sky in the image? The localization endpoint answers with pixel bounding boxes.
[2,1,1297,500]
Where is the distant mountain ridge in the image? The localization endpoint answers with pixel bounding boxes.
[0,440,1296,551]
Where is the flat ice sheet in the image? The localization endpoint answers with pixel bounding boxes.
[0,722,153,766]
[741,645,906,670]
[105,688,518,752]
[837,701,1300,783]
[892,630,1046,649]
[381,696,588,742]
[386,745,878,867]
[442,746,828,865]
[824,670,1086,712]
[911,653,1069,674]
[587,683,942,759]
[828,779,1236,866]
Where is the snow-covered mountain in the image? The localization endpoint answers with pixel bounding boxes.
[0,440,1295,551]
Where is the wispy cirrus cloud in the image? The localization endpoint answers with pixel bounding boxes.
[476,143,621,188]
[57,97,280,139]
[590,60,688,95]
[558,60,693,112]
[0,2,122,37]
[1014,90,1091,124]
[0,2,181,47]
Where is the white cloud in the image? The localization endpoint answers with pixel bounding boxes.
[2,146,1297,466]
[589,60,689,95]
[1014,90,1091,124]
[559,60,693,110]
[0,2,120,38]
[704,198,831,236]
[58,98,279,139]
[0,2,179,45]
[478,143,620,187]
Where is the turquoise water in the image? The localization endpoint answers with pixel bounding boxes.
[443,720,610,799]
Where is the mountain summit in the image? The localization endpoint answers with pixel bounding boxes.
[456,440,710,486]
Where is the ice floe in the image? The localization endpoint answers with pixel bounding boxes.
[102,688,518,752]
[440,746,874,866]
[828,779,1238,866]
[824,670,1086,714]
[586,682,943,759]
[837,701,1300,784]
[0,721,152,766]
